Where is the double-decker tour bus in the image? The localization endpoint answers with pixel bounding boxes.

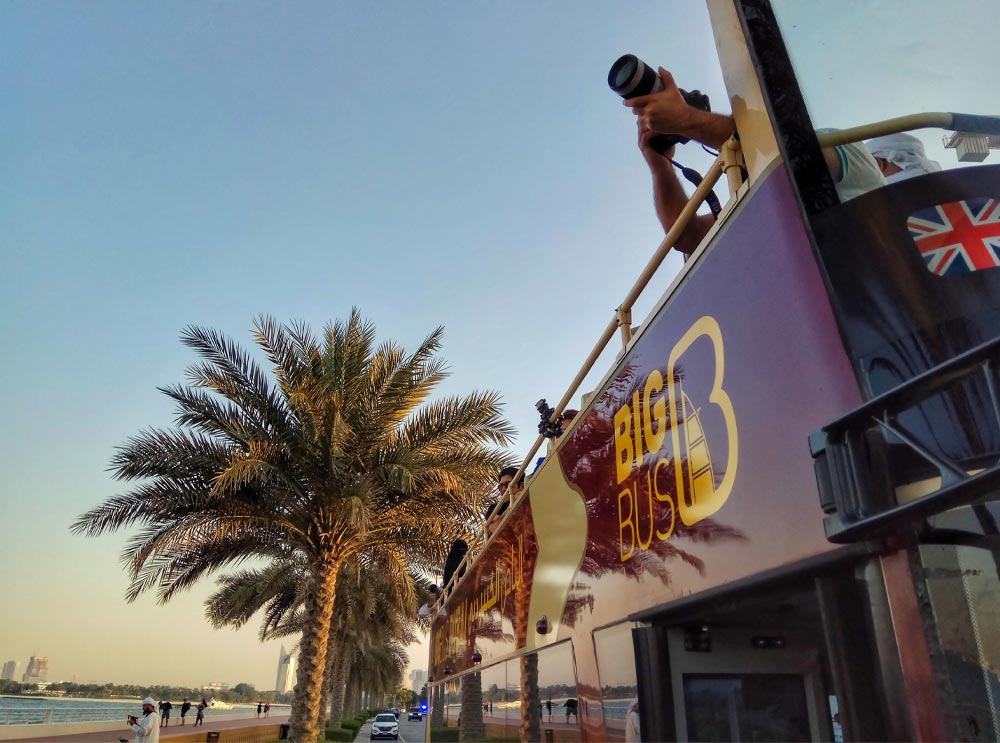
[426,1,1000,741]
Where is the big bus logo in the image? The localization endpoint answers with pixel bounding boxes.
[613,316,739,561]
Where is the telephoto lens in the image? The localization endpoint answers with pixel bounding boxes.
[609,53,684,153]
[608,54,664,99]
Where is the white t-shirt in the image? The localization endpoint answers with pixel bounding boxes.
[831,140,886,201]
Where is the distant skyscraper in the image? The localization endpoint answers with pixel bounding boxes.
[1,660,19,681]
[275,645,297,695]
[409,668,427,693]
[22,656,48,684]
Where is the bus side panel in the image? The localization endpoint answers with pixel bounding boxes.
[428,165,864,720]
[552,164,862,634]
[430,499,538,679]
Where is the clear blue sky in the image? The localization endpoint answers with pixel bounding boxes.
[0,1,724,690]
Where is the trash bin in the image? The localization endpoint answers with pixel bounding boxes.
[279,722,291,740]
[206,733,220,742]
[544,729,554,743]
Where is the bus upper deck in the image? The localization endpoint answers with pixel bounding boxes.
[427,1,1000,741]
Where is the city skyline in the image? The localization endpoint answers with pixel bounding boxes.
[1,660,20,682]
[274,646,298,696]
[408,669,427,694]
[21,656,49,685]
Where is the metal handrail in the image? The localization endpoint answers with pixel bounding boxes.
[434,151,728,606]
[815,111,1000,148]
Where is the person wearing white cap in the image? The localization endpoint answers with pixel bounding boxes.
[126,698,160,743]
[866,132,942,183]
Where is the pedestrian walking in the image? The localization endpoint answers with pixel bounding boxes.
[195,701,206,727]
[159,700,172,727]
[180,699,191,725]
[257,702,263,718]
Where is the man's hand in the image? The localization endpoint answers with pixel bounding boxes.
[637,119,674,170]
[625,68,694,140]
[626,67,734,150]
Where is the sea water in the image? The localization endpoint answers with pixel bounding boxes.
[0,696,274,725]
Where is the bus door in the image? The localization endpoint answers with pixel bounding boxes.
[631,570,894,743]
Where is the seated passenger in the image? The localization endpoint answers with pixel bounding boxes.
[485,466,523,535]
[625,68,883,251]
[560,409,579,433]
[866,132,942,183]
[442,538,468,589]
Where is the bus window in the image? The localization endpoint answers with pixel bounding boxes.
[684,674,814,742]
[505,657,521,741]
[443,677,460,729]
[480,661,508,740]
[504,642,582,743]
[594,623,641,742]
[769,0,997,188]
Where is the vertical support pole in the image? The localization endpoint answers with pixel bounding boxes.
[879,547,947,741]
[617,306,633,349]
[722,136,746,195]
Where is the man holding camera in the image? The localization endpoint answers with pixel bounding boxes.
[626,67,733,254]
[624,67,882,250]
[127,697,160,743]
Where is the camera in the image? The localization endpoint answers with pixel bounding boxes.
[536,399,563,439]
[608,54,711,152]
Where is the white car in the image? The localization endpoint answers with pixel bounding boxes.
[370,712,399,740]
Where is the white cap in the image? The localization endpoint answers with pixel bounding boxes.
[143,697,156,706]
[866,133,942,181]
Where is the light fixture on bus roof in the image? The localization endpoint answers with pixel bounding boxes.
[683,624,711,653]
[943,131,1000,162]
[751,635,786,649]
[471,651,482,664]
[536,615,550,635]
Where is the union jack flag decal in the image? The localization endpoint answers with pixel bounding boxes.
[907,197,1000,276]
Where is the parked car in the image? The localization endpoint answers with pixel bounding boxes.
[408,709,423,721]
[370,712,399,740]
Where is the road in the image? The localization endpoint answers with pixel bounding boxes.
[359,714,426,743]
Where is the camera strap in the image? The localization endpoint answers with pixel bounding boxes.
[668,158,722,217]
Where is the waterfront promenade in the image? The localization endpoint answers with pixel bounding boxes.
[1,714,289,742]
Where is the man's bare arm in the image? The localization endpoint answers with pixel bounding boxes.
[640,121,715,254]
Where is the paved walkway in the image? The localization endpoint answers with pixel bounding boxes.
[30,715,290,742]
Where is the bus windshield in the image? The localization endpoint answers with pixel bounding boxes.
[770,0,997,176]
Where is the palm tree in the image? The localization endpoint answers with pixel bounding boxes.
[326,563,424,724]
[72,311,514,742]
[204,552,433,727]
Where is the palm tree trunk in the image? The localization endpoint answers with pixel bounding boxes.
[519,654,541,743]
[430,684,444,727]
[345,668,360,719]
[460,670,484,739]
[327,641,351,725]
[343,662,356,719]
[288,554,342,743]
